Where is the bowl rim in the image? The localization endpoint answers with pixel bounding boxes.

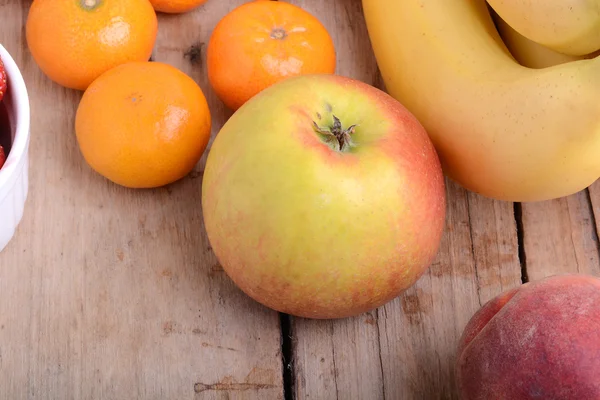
[0,44,30,191]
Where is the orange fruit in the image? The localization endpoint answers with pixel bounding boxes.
[149,0,208,14]
[206,1,336,111]
[26,0,158,91]
[75,61,212,189]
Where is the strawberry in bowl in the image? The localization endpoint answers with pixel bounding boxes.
[0,55,6,169]
[0,43,31,253]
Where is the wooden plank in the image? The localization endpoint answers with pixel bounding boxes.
[0,2,283,400]
[467,192,523,304]
[520,189,600,281]
[285,3,523,398]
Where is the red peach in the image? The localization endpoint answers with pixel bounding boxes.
[456,274,600,400]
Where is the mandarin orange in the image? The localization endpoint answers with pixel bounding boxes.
[149,0,208,14]
[207,1,336,111]
[75,62,212,189]
[26,0,158,91]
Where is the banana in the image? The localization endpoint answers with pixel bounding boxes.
[361,0,600,202]
[486,0,600,57]
[492,9,596,69]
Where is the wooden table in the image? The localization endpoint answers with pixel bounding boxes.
[1,1,599,399]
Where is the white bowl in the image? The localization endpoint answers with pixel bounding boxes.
[0,44,31,253]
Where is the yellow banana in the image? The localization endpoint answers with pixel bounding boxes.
[362,0,600,202]
[486,0,600,56]
[492,10,596,68]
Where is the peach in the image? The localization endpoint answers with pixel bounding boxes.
[456,274,600,400]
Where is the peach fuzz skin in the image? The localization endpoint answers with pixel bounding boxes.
[456,274,600,400]
[201,74,446,319]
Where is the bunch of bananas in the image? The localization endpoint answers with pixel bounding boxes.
[362,0,600,202]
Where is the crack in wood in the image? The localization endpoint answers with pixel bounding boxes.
[513,202,529,283]
[329,321,340,400]
[194,366,279,394]
[564,198,581,272]
[194,381,276,393]
[200,342,238,352]
[375,308,387,400]
[280,313,295,400]
[466,194,483,306]
[585,188,600,255]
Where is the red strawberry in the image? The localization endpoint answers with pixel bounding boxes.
[0,56,6,103]
[0,145,5,169]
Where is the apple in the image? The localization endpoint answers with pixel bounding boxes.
[201,74,446,319]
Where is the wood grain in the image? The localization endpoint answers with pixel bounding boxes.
[521,189,600,281]
[0,2,283,399]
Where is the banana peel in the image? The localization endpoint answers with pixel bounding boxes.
[362,0,600,202]
[492,9,600,69]
[487,0,600,57]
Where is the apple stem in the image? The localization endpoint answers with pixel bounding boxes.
[313,115,357,152]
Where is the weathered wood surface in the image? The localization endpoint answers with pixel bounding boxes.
[0,2,283,400]
[522,186,600,281]
[0,1,598,399]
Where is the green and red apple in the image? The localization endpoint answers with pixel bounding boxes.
[201,74,446,319]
